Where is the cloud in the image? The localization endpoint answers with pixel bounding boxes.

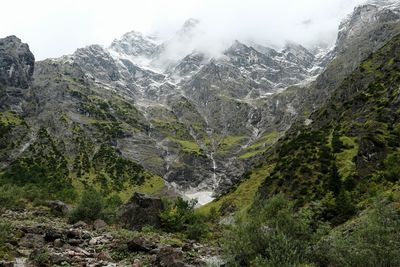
[0,0,366,60]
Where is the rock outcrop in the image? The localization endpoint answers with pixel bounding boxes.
[119,193,164,230]
[0,35,34,89]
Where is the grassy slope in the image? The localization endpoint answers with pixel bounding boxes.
[256,33,400,216]
[198,163,274,215]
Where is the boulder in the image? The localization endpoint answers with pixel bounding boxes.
[47,200,71,217]
[19,233,45,249]
[0,261,13,267]
[97,251,113,262]
[127,236,157,252]
[93,219,107,231]
[72,221,88,229]
[50,253,69,265]
[155,246,185,267]
[119,192,164,230]
[44,228,64,242]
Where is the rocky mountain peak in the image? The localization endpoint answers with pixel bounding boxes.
[0,35,35,89]
[179,18,200,34]
[110,31,160,57]
[336,1,400,54]
[281,42,315,69]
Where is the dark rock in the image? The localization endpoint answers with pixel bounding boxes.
[19,233,45,249]
[119,192,164,230]
[155,246,185,267]
[54,239,64,248]
[50,253,68,265]
[46,200,71,217]
[97,251,113,262]
[127,236,157,252]
[67,239,82,246]
[67,229,81,239]
[182,242,193,252]
[44,228,64,242]
[0,261,13,267]
[72,221,88,229]
[19,225,45,235]
[93,219,107,231]
[0,35,35,89]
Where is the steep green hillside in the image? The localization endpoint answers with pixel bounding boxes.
[0,59,166,204]
[257,33,400,223]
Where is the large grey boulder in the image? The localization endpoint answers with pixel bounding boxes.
[119,192,164,230]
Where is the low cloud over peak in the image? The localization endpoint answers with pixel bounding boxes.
[0,0,367,60]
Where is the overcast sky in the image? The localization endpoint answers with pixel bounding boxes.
[1,0,367,60]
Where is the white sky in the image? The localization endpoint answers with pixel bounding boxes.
[0,0,367,60]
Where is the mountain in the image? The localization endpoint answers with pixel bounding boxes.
[258,30,400,208]
[199,0,400,213]
[1,1,400,206]
[215,21,400,267]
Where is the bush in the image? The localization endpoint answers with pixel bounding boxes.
[160,197,208,240]
[0,183,76,210]
[69,189,105,223]
[384,151,400,181]
[0,184,25,209]
[223,194,322,267]
[29,248,50,266]
[314,196,400,267]
[0,222,11,260]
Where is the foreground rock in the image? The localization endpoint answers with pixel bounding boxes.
[119,192,164,230]
[46,200,71,217]
[127,236,157,252]
[0,209,221,267]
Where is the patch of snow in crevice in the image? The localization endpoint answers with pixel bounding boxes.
[184,191,215,206]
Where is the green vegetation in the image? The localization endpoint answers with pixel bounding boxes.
[222,31,400,267]
[160,197,208,240]
[224,192,400,267]
[218,135,247,155]
[0,111,23,126]
[238,132,279,159]
[0,221,11,260]
[224,194,325,266]
[69,189,122,223]
[29,248,50,266]
[198,164,274,215]
[334,136,358,178]
[314,193,400,267]
[169,137,202,155]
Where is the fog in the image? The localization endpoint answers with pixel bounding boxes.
[0,0,369,60]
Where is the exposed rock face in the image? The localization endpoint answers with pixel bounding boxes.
[119,193,164,230]
[0,35,34,89]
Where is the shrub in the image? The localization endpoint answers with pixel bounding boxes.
[384,151,400,181]
[0,222,11,260]
[160,197,208,240]
[0,184,25,209]
[29,248,50,267]
[69,189,105,223]
[314,196,400,267]
[223,194,318,267]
